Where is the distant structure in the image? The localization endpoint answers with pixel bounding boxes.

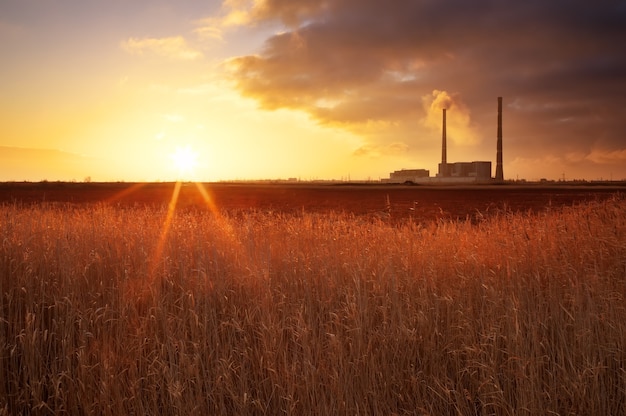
[385,97,503,184]
[389,168,430,183]
[495,96,504,182]
[440,108,448,177]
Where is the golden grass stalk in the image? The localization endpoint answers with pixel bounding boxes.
[1,196,625,415]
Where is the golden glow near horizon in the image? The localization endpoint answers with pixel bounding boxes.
[1,1,625,182]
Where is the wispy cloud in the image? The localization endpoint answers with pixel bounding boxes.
[586,148,626,164]
[163,114,184,123]
[219,0,330,27]
[121,36,202,60]
[193,24,223,41]
[194,0,265,38]
[353,142,409,158]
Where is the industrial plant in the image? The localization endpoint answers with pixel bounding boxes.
[387,97,505,184]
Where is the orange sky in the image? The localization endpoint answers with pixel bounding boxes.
[1,0,625,182]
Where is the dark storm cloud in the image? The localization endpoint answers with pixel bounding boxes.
[226,0,626,168]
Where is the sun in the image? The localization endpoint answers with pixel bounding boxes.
[170,145,198,179]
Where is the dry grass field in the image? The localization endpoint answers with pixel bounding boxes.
[1,184,625,414]
[0,181,623,221]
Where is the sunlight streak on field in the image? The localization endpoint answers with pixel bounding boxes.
[194,181,239,247]
[193,182,219,214]
[134,181,248,298]
[104,182,146,204]
[192,181,254,281]
[148,181,182,284]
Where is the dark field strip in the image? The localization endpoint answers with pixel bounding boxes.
[0,181,624,222]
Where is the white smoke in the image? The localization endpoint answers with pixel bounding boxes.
[422,89,479,145]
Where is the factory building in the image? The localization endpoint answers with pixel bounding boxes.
[389,169,430,183]
[386,97,504,184]
[437,161,492,179]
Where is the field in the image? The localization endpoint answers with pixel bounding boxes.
[1,182,625,414]
[0,181,624,221]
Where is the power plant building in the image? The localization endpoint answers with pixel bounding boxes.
[437,161,492,179]
[386,97,503,184]
[389,168,430,183]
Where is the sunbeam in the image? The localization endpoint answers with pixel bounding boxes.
[193,181,244,266]
[104,182,147,204]
[149,181,182,283]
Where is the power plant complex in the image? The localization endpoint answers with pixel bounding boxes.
[387,97,505,184]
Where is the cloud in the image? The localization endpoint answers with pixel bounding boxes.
[353,142,409,158]
[121,36,202,60]
[508,146,626,180]
[217,0,329,27]
[219,0,626,171]
[220,0,257,27]
[585,148,626,164]
[194,25,223,41]
[193,16,225,41]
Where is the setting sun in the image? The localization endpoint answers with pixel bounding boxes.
[171,146,198,179]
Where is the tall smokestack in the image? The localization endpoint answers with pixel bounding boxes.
[442,108,447,165]
[495,97,504,181]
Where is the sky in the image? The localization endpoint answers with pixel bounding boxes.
[1,0,625,182]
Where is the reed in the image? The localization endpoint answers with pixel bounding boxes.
[1,196,624,415]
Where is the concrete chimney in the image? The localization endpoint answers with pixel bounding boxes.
[441,108,447,176]
[495,97,504,181]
